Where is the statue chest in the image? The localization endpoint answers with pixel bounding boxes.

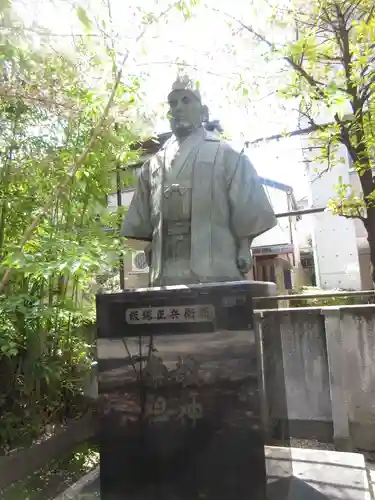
[150,153,195,223]
[149,138,223,226]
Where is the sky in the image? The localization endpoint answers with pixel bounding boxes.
[12,0,309,198]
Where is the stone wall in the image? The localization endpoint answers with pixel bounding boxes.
[255,305,375,451]
[87,304,375,450]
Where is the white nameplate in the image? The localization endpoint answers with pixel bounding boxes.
[126,305,215,324]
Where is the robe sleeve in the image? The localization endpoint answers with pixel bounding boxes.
[120,161,153,241]
[227,151,277,240]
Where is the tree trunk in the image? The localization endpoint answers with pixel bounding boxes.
[365,207,375,287]
[352,121,375,288]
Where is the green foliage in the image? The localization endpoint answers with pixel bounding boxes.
[76,6,92,31]
[291,287,369,307]
[1,440,99,499]
[327,176,367,218]
[0,4,143,452]
[260,0,375,281]
[233,1,375,237]
[176,0,200,19]
[273,0,375,193]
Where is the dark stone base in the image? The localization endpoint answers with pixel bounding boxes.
[96,281,281,500]
[101,423,266,500]
[99,330,268,500]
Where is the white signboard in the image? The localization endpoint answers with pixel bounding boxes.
[126,305,215,324]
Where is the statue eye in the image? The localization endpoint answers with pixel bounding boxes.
[182,96,190,104]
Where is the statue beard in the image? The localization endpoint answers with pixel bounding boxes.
[171,120,200,139]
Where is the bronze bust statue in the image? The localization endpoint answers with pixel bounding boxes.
[121,76,277,286]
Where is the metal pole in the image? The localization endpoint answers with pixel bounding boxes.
[275,206,326,218]
[254,311,270,438]
[116,164,125,290]
[254,289,375,302]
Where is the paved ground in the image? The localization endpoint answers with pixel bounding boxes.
[368,465,375,499]
[55,446,374,500]
[266,446,372,499]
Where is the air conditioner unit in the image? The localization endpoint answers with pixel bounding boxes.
[131,251,149,274]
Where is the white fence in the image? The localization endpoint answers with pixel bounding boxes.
[256,305,375,451]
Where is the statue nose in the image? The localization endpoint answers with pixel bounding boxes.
[176,100,184,111]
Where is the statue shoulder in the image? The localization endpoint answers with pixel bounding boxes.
[201,133,250,167]
[203,131,221,143]
[143,156,154,169]
[138,157,153,181]
[219,141,249,165]
[202,132,239,156]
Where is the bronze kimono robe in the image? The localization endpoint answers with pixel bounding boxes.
[121,129,277,286]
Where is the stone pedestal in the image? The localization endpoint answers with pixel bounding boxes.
[96,281,278,500]
[54,447,373,500]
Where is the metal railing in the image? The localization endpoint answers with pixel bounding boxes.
[254,289,375,303]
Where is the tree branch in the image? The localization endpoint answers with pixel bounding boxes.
[360,73,375,104]
[245,120,346,147]
[366,2,375,24]
[0,3,176,294]
[342,0,363,20]
[333,112,359,163]
[337,205,367,223]
[210,4,362,157]
[208,6,327,98]
[244,25,327,93]
[0,87,78,113]
[133,60,242,79]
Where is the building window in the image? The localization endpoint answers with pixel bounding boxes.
[262,265,267,282]
[284,269,292,290]
[270,265,276,283]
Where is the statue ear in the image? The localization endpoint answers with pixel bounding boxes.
[201,105,209,123]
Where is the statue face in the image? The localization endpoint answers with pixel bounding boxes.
[168,90,203,136]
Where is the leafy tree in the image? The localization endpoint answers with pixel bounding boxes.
[227,0,375,284]
[0,0,199,452]
[0,0,179,450]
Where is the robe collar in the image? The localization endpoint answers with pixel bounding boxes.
[156,127,206,179]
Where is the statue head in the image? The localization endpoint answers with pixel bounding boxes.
[167,75,204,138]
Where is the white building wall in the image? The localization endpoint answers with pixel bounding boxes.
[107,190,134,212]
[302,140,362,290]
[294,197,314,254]
[253,186,294,247]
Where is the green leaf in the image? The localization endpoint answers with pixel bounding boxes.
[242,87,249,97]
[76,7,92,30]
[0,0,11,13]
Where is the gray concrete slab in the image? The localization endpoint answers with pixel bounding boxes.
[54,447,372,500]
[266,446,371,500]
[368,468,375,499]
[53,468,99,499]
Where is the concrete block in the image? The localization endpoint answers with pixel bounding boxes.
[368,468,375,499]
[266,446,371,499]
[53,467,99,499]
